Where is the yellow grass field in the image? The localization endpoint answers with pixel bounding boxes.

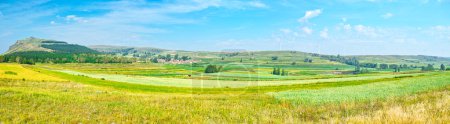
[0,63,65,82]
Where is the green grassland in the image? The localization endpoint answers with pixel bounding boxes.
[1,49,449,123]
[0,62,449,123]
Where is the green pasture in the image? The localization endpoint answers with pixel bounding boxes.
[271,72,450,105]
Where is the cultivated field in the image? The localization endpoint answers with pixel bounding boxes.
[0,63,449,123]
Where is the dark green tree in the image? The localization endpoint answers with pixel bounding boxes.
[151,58,158,63]
[165,54,172,61]
[204,65,222,73]
[271,56,278,60]
[354,65,361,73]
[174,54,179,60]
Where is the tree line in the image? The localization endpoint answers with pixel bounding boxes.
[272,67,288,76]
[151,54,191,63]
[0,51,136,64]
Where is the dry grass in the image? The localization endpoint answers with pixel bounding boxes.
[0,63,65,82]
[0,63,448,123]
[343,90,449,123]
[0,78,448,123]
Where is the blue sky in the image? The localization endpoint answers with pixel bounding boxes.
[1,0,449,56]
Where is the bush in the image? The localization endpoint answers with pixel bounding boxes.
[4,71,17,75]
[204,65,222,73]
[271,56,278,60]
[447,68,450,71]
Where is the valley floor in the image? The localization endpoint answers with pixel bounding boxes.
[0,63,449,123]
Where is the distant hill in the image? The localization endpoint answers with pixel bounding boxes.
[89,45,166,54]
[5,37,98,54]
[348,55,450,65]
[0,37,135,64]
[89,45,166,58]
[2,37,450,66]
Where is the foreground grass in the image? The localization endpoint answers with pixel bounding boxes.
[271,72,450,105]
[1,63,448,123]
[0,79,448,123]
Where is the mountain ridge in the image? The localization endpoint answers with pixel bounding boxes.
[3,37,450,65]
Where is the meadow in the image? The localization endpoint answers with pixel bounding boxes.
[0,63,449,123]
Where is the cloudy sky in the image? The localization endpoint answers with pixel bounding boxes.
[0,0,449,56]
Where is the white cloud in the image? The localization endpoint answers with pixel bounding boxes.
[248,1,267,8]
[302,27,313,35]
[50,21,56,24]
[280,28,292,34]
[382,12,394,19]
[34,0,269,45]
[320,28,329,39]
[427,25,450,40]
[65,15,88,23]
[298,9,322,23]
[343,24,352,31]
[354,25,378,37]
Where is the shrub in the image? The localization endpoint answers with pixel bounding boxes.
[4,71,17,75]
[271,56,278,60]
[204,65,222,73]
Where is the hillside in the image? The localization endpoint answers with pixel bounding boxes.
[2,37,450,67]
[349,55,450,65]
[89,45,166,57]
[5,37,98,54]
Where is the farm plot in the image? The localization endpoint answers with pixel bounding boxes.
[270,72,450,105]
[49,68,427,88]
[0,63,65,82]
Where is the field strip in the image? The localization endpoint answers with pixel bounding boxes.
[269,72,450,105]
[0,64,66,82]
[50,68,426,88]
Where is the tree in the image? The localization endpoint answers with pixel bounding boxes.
[277,68,281,75]
[151,58,158,63]
[271,56,278,60]
[354,65,361,73]
[427,64,435,71]
[165,54,172,61]
[422,64,435,71]
[174,54,179,60]
[205,65,222,73]
[304,58,313,63]
[240,58,243,63]
[441,64,446,71]
[291,61,296,65]
[15,57,21,63]
[181,56,190,61]
[389,64,398,69]
[379,64,389,69]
